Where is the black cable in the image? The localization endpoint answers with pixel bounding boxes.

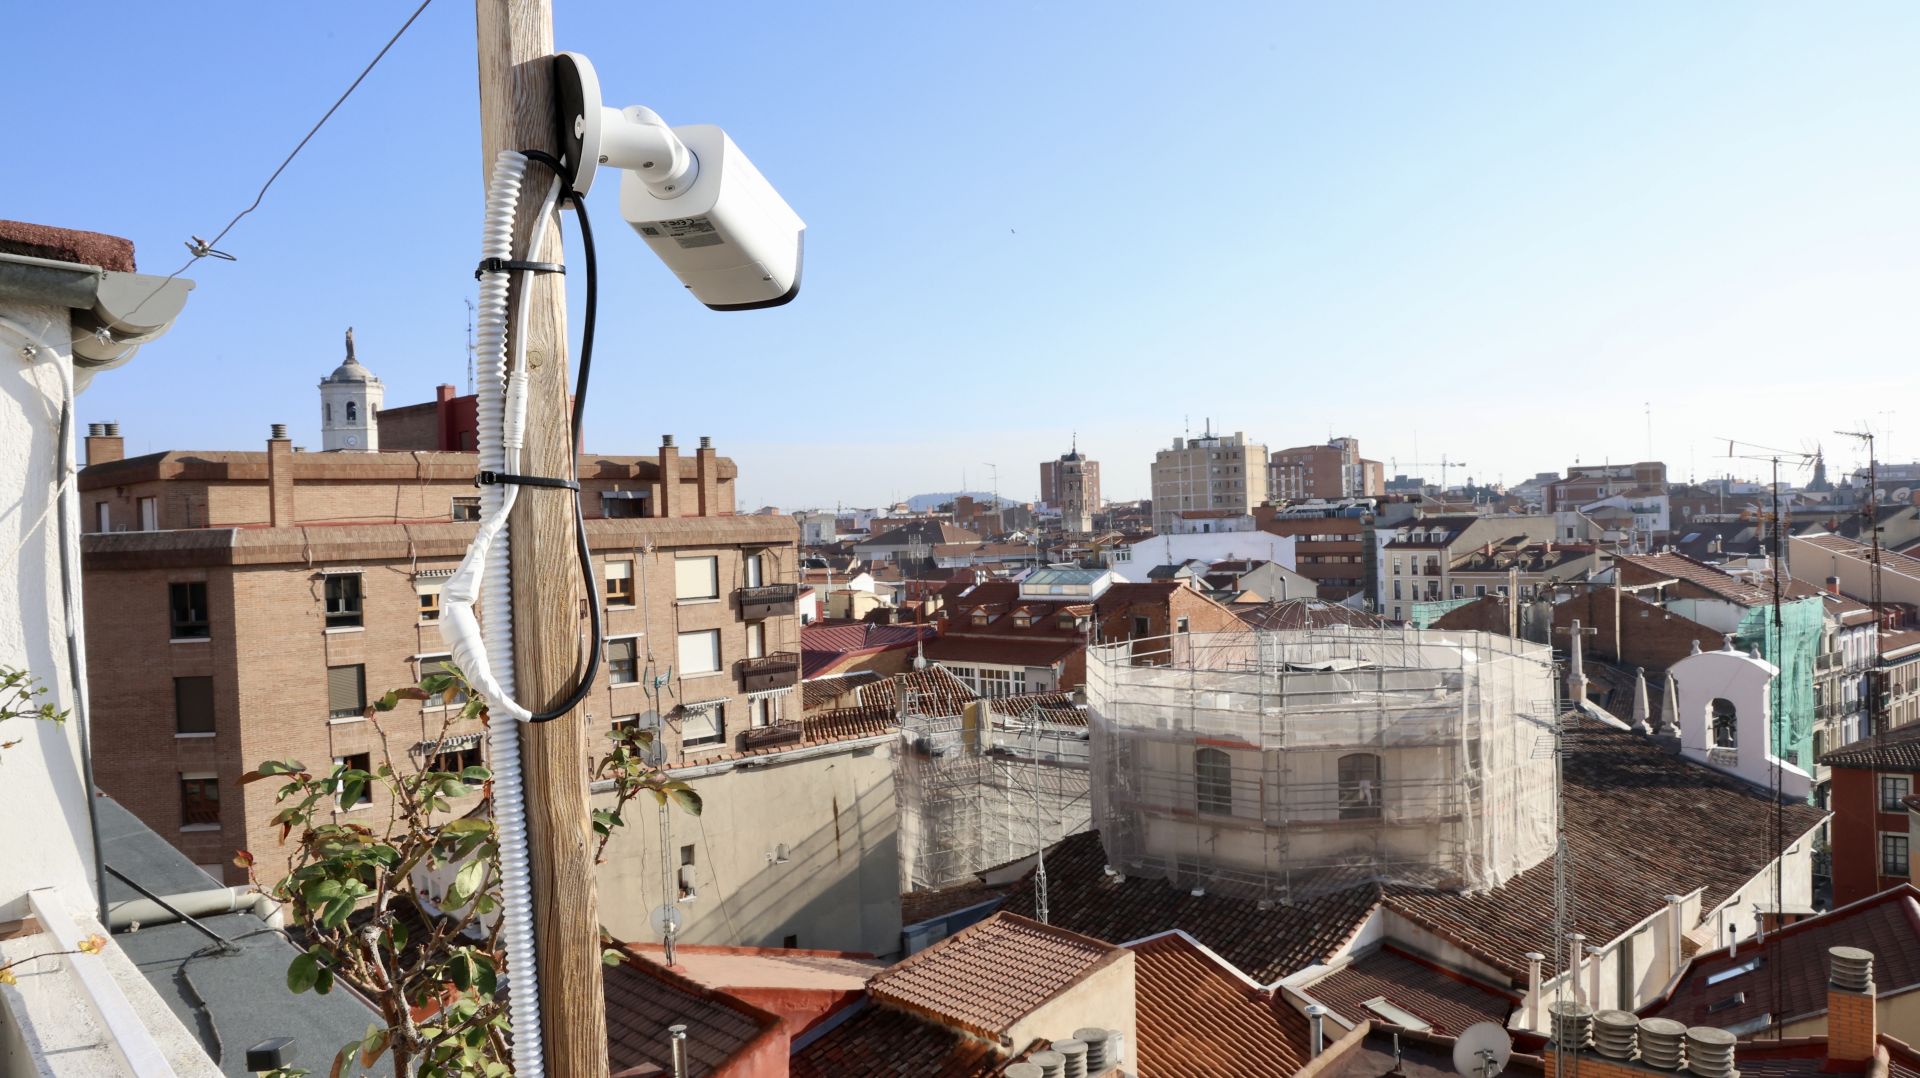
[499,149,602,724]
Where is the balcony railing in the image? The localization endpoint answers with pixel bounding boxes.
[738,723,805,752]
[738,651,800,693]
[1817,652,1843,672]
[737,583,800,620]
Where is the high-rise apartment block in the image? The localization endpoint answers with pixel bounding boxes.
[1040,442,1100,535]
[1148,428,1267,532]
[79,347,801,884]
[1269,437,1383,501]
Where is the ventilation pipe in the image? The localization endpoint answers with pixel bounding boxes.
[1005,1065,1044,1078]
[1549,1001,1593,1051]
[1682,1026,1736,1078]
[1638,1018,1687,1070]
[1052,1038,1088,1078]
[1308,1003,1328,1057]
[1593,1010,1638,1060]
[1074,1028,1115,1072]
[1029,1049,1065,1078]
[1587,944,1605,1014]
[1524,951,1546,1029]
[1566,932,1587,1005]
[668,1024,688,1078]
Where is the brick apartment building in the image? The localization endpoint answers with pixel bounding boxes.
[79,366,801,883]
[1148,428,1268,532]
[1820,724,1920,906]
[1543,460,1667,514]
[1254,501,1375,603]
[1268,436,1383,501]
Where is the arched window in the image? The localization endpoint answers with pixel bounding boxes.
[345,400,358,422]
[1338,753,1382,819]
[324,402,332,423]
[1195,747,1232,816]
[1711,698,1737,748]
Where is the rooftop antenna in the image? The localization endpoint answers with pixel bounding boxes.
[464,298,476,394]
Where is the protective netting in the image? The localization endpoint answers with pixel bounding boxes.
[1086,626,1560,904]
[1731,596,1823,773]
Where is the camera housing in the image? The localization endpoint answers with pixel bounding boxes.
[553,52,805,311]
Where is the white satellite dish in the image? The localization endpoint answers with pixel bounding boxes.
[649,904,683,936]
[1452,1021,1513,1078]
[1896,487,1913,504]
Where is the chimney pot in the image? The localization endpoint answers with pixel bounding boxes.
[662,434,675,447]
[668,1024,688,1078]
[271,423,289,440]
[1682,1026,1736,1078]
[1005,1065,1045,1078]
[1593,1010,1639,1060]
[87,422,104,436]
[1638,1018,1688,1070]
[1307,1003,1328,1058]
[104,422,121,436]
[1829,945,1874,993]
[1051,1038,1088,1078]
[1549,1001,1594,1051]
[1029,1049,1065,1078]
[1074,1028,1114,1072]
[699,435,712,449]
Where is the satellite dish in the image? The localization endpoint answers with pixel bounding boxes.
[1896,487,1913,504]
[1875,487,1888,501]
[649,904,683,936]
[1452,1021,1513,1078]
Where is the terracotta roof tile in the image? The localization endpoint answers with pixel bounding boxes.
[1000,831,1381,983]
[867,912,1126,1040]
[1613,551,1773,605]
[1129,931,1311,1077]
[1820,722,1920,770]
[1303,945,1517,1035]
[789,1004,1007,1078]
[989,691,1086,726]
[856,667,978,716]
[1642,885,1920,1030]
[603,947,781,1077]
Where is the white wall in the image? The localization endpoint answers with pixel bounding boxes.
[1107,532,1298,579]
[0,305,99,921]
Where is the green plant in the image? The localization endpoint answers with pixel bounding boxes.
[0,666,68,756]
[591,722,701,864]
[245,663,698,1077]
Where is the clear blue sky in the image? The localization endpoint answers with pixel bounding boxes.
[14,3,1919,507]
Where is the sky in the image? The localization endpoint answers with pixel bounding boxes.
[12,3,1920,508]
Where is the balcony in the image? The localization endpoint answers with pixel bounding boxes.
[738,651,800,692]
[737,583,800,620]
[738,723,805,752]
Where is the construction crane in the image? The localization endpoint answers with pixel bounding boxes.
[1389,455,1470,490]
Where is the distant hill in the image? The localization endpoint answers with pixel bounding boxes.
[905,490,1016,512]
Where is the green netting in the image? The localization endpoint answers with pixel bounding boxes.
[1408,597,1475,628]
[1732,596,1823,773]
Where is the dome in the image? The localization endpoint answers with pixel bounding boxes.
[325,356,375,383]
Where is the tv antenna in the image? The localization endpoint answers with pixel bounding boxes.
[1452,1021,1512,1078]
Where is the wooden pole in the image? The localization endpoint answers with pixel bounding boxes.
[474,2,608,1074]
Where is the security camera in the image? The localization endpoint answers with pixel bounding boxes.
[554,52,804,311]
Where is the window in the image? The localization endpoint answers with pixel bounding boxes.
[451,496,482,522]
[1881,776,1911,811]
[682,703,725,748]
[783,934,799,949]
[139,496,158,531]
[675,556,719,601]
[174,676,215,735]
[745,621,766,660]
[1132,615,1151,638]
[1176,616,1191,634]
[604,496,647,519]
[975,668,1026,698]
[1452,584,1464,599]
[94,502,110,533]
[417,579,443,622]
[333,753,373,808]
[606,560,634,606]
[1883,833,1910,877]
[324,402,332,423]
[328,664,366,719]
[181,773,220,828]
[418,654,468,705]
[1338,753,1383,819]
[1195,747,1232,816]
[745,550,765,589]
[608,638,639,685]
[678,629,721,676]
[169,582,209,639]
[1475,585,1487,597]
[345,400,357,422]
[1393,581,1403,601]
[325,574,363,628]
[430,746,484,785]
[749,695,775,728]
[678,844,698,900]
[1711,698,1738,748]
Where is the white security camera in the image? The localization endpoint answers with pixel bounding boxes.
[554,52,804,310]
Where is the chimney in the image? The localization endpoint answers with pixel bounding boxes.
[1827,576,1842,597]
[1683,1027,1736,1078]
[695,435,718,517]
[668,1023,688,1078]
[1566,932,1588,1004]
[1051,1038,1088,1078]
[1029,1049,1065,1078]
[1524,951,1546,1029]
[1827,946,1877,1066]
[1638,1017,1687,1070]
[85,421,124,466]
[1074,1028,1116,1073]
[1593,1010,1638,1060]
[1307,1003,1327,1058]
[1005,1064,1044,1078]
[268,424,295,527]
[1549,1001,1593,1051]
[657,435,680,519]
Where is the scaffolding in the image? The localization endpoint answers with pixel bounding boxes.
[1086,626,1559,905]
[895,693,1092,891]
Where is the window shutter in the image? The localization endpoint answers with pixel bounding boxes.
[674,556,718,600]
[328,665,365,715]
[678,630,721,675]
[174,677,215,734]
[606,560,633,581]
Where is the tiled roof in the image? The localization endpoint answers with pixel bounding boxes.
[789,1003,1007,1078]
[801,670,885,711]
[856,666,978,716]
[604,948,781,1078]
[1383,714,1828,980]
[1234,597,1387,631]
[1731,1035,1920,1078]
[1613,551,1772,605]
[1000,831,1381,983]
[923,635,1083,669]
[1642,885,1920,1030]
[867,912,1127,1040]
[989,691,1086,726]
[1819,721,1920,770]
[1883,629,1920,661]
[1302,945,1516,1035]
[862,521,983,548]
[1129,931,1311,1077]
[901,879,1013,925]
[651,706,897,770]
[800,622,935,677]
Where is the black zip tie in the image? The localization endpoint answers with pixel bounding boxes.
[476,470,580,491]
[474,257,566,280]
